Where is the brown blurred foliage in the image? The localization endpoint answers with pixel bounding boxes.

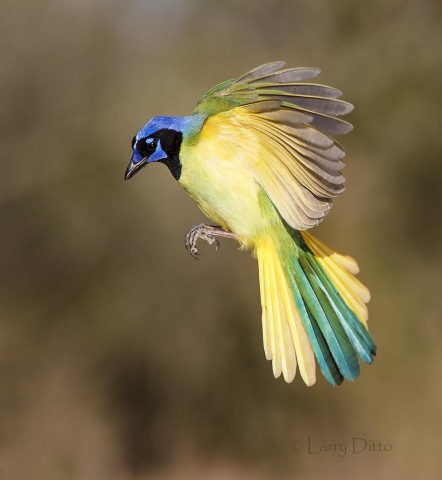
[1,1,441,479]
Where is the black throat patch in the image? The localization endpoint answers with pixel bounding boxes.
[155,128,183,180]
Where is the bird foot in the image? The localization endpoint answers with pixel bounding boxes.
[185,224,235,259]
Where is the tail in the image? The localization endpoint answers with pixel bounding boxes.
[256,231,375,386]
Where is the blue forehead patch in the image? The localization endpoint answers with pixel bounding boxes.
[135,114,206,140]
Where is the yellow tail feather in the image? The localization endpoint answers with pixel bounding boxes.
[256,240,316,385]
[301,232,371,327]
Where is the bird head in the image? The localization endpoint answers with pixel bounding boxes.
[125,116,184,181]
[125,114,206,181]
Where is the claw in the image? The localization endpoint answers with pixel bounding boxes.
[185,224,222,259]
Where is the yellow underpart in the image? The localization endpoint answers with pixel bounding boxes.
[301,232,371,327]
[180,112,265,244]
[257,239,316,385]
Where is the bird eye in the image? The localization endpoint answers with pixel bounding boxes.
[134,137,158,157]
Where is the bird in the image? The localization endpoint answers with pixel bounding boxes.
[125,61,376,386]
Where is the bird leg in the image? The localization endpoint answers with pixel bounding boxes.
[185,223,236,258]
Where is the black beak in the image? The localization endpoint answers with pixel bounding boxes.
[124,157,148,180]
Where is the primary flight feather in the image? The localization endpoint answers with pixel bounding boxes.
[125,62,376,386]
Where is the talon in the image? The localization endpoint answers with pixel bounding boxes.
[184,223,235,258]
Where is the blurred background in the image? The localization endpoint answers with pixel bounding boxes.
[1,0,441,479]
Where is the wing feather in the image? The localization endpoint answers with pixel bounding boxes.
[258,83,344,99]
[241,67,322,85]
[251,118,345,190]
[195,62,354,230]
[249,116,345,196]
[234,61,286,84]
[254,89,353,116]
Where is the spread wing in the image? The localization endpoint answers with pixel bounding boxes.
[194,61,354,230]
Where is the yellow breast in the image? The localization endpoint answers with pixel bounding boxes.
[179,111,266,246]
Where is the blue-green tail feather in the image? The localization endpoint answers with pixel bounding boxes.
[281,231,376,386]
[288,274,344,386]
[302,249,376,364]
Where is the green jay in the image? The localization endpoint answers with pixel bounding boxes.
[125,62,375,386]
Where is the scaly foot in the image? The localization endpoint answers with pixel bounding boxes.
[185,224,236,258]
